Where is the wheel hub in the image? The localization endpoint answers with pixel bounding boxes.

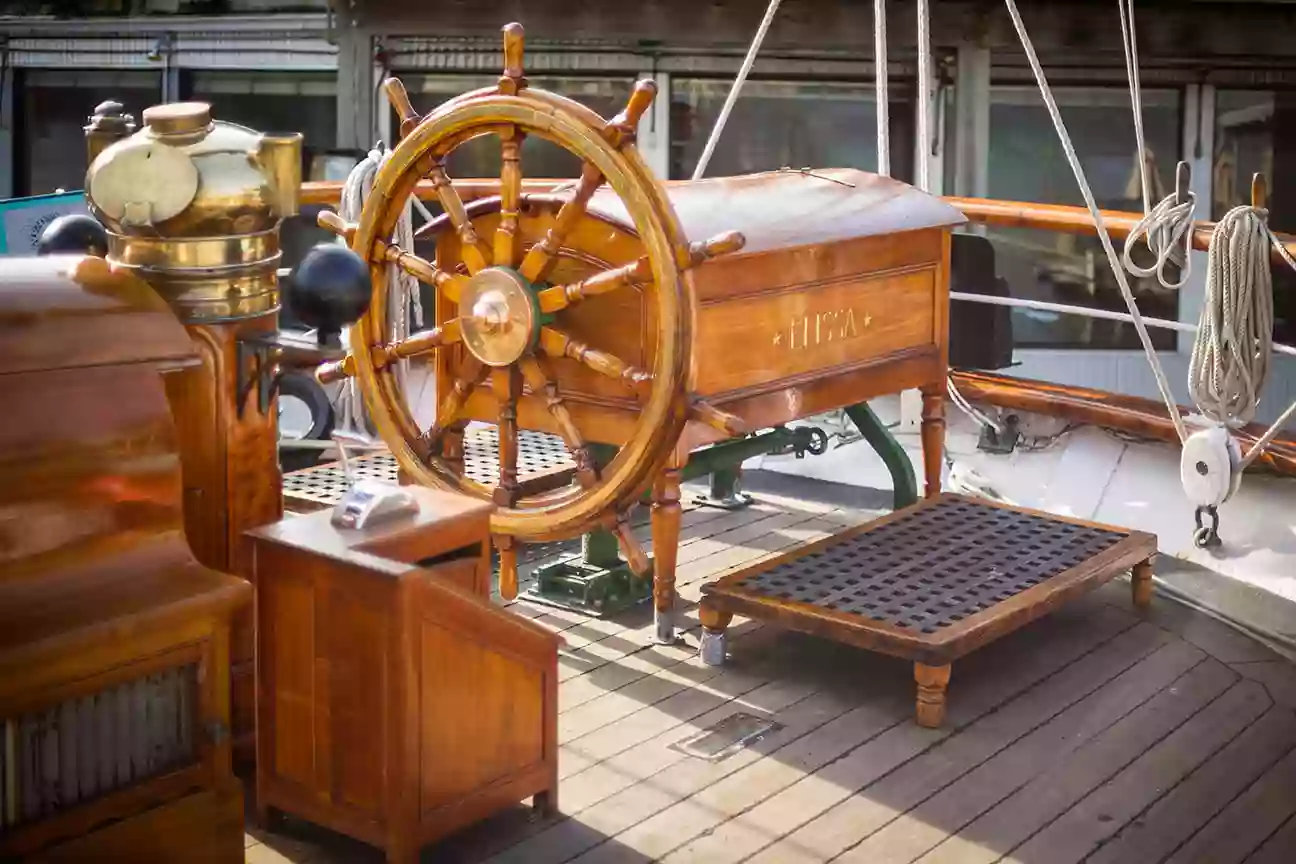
[459,266,539,367]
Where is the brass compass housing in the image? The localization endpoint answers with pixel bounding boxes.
[458,267,539,367]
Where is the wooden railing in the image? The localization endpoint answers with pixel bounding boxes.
[297,178,1296,474]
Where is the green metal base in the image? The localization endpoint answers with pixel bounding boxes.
[521,525,653,617]
[692,466,754,510]
[522,554,653,617]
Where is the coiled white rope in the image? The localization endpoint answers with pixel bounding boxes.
[334,142,427,437]
[1114,0,1294,468]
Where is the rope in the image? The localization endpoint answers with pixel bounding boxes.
[692,0,783,180]
[1117,0,1195,290]
[1190,206,1290,432]
[915,0,932,192]
[1002,0,1190,444]
[334,142,424,437]
[874,0,890,177]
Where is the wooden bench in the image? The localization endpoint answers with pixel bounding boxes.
[699,493,1157,727]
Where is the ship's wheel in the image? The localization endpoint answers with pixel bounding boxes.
[315,22,744,597]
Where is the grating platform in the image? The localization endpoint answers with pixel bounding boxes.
[699,493,1158,726]
[282,428,575,513]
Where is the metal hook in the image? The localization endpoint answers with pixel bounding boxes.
[1252,172,1268,212]
[1174,161,1192,208]
[1193,505,1222,549]
[776,166,856,187]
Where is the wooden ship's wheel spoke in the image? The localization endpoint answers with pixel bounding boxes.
[418,356,489,460]
[493,366,523,507]
[318,210,466,302]
[427,162,492,275]
[495,127,525,268]
[518,79,659,284]
[519,356,599,487]
[538,327,652,390]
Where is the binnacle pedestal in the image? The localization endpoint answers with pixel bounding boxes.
[83,99,302,768]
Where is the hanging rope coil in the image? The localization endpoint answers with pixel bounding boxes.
[1122,193,1196,290]
[1189,205,1285,429]
[334,142,425,437]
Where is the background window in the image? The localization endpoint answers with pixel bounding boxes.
[399,74,635,179]
[985,85,1181,350]
[668,78,912,181]
[1213,90,1295,345]
[18,69,161,197]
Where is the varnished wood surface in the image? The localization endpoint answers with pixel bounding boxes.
[249,488,558,864]
[242,484,1296,864]
[0,254,197,376]
[0,257,249,861]
[951,370,1296,476]
[584,168,967,256]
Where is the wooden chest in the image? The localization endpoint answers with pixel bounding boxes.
[443,168,965,456]
[248,487,559,864]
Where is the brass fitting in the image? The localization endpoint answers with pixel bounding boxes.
[83,100,303,323]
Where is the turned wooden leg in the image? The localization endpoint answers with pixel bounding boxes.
[386,843,419,864]
[920,385,946,499]
[915,662,952,728]
[532,788,557,817]
[651,464,683,645]
[1131,557,1155,610]
[254,802,284,831]
[698,603,733,667]
[497,535,519,601]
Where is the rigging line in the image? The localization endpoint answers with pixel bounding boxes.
[1118,0,1149,215]
[916,0,932,191]
[875,0,890,177]
[1117,0,1195,290]
[692,0,783,180]
[1001,0,1189,444]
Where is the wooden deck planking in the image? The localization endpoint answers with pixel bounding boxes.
[245,490,1296,864]
[729,623,1188,864]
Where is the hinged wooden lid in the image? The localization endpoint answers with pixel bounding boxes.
[588,168,968,255]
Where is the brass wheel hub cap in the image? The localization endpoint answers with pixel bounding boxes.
[459,267,539,367]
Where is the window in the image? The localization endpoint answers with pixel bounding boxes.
[985,85,1181,350]
[186,71,340,272]
[18,69,161,197]
[187,71,337,170]
[668,79,912,181]
[397,74,636,179]
[1213,90,1295,344]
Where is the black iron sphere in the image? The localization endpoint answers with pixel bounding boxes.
[36,214,109,258]
[285,243,373,334]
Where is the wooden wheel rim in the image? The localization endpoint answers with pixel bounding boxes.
[350,93,692,541]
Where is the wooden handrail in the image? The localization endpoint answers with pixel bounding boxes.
[950,370,1296,476]
[945,196,1296,265]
